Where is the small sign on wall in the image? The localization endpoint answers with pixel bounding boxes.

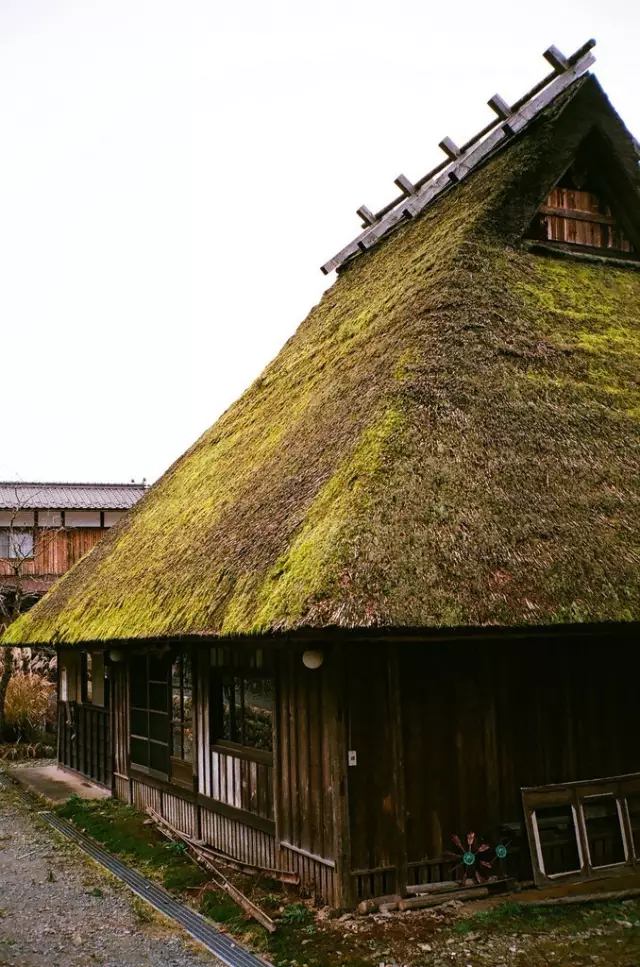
[348,750,357,767]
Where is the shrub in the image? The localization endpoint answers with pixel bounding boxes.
[4,672,56,741]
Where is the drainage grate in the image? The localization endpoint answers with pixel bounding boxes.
[0,772,275,967]
[0,770,39,808]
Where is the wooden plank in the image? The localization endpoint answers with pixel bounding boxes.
[539,205,615,226]
[543,45,569,72]
[280,840,336,869]
[387,647,408,897]
[487,94,512,120]
[394,174,415,195]
[438,137,461,160]
[356,206,376,226]
[328,645,352,907]
[147,808,276,932]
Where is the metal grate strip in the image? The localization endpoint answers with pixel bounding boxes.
[0,772,274,967]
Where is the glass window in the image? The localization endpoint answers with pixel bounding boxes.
[219,675,273,752]
[129,652,170,775]
[0,529,34,559]
[171,653,193,762]
[60,667,68,702]
[82,652,93,703]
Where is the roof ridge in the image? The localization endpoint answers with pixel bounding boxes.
[321,39,596,275]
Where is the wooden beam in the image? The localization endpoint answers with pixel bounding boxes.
[438,137,461,161]
[538,204,615,226]
[487,94,512,121]
[394,174,415,195]
[328,645,353,908]
[543,44,569,72]
[387,646,408,897]
[356,205,376,226]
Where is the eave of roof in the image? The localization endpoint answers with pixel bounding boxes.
[0,482,146,511]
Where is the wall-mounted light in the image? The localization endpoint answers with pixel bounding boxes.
[109,648,124,662]
[302,649,324,670]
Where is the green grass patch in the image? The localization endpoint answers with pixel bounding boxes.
[452,897,640,936]
[54,795,207,893]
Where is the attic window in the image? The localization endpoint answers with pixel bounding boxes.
[527,162,638,258]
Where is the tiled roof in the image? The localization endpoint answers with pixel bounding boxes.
[0,482,146,511]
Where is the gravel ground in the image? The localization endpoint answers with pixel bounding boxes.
[0,784,220,967]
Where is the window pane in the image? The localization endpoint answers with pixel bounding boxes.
[149,681,168,713]
[172,722,184,759]
[149,654,170,682]
[130,708,149,737]
[244,678,274,752]
[183,725,193,762]
[222,677,236,742]
[149,711,169,743]
[130,737,149,767]
[6,531,34,559]
[0,531,9,558]
[130,656,148,708]
[85,654,93,703]
[150,741,169,774]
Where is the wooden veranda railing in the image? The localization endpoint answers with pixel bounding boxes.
[57,701,111,788]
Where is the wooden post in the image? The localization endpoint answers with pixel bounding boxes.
[387,646,408,897]
[328,644,352,908]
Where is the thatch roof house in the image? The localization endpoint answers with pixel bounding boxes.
[5,40,640,904]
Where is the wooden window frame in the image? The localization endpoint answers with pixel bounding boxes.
[210,668,274,762]
[129,653,171,781]
[523,773,640,887]
[0,528,35,561]
[170,651,195,789]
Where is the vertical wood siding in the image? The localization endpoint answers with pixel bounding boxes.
[210,751,274,820]
[279,845,337,907]
[346,635,640,895]
[199,807,277,869]
[540,188,634,251]
[114,774,131,803]
[276,652,335,864]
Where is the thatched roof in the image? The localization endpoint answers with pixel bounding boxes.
[5,74,640,646]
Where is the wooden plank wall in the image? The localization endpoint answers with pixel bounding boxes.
[346,634,640,894]
[200,806,277,869]
[276,651,336,865]
[0,527,108,578]
[211,750,274,820]
[539,187,634,252]
[346,644,398,889]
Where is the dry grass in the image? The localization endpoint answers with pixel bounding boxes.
[3,672,55,741]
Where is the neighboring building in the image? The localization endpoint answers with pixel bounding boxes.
[0,482,146,597]
[5,41,640,907]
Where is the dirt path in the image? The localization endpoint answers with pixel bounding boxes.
[0,785,219,967]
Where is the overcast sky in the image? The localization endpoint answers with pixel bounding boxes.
[1,1,637,485]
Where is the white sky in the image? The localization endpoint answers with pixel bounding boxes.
[1,1,637,484]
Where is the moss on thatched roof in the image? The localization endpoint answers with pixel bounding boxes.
[5,76,640,645]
